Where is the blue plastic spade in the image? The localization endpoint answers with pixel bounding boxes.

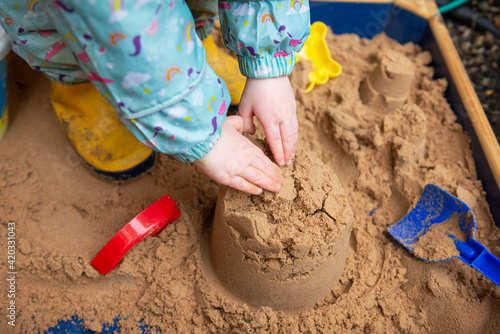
[388,184,500,286]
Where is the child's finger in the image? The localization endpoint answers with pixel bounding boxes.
[290,116,299,160]
[238,104,256,134]
[228,175,263,195]
[264,126,286,167]
[250,154,283,186]
[253,144,279,169]
[225,115,244,133]
[280,119,297,166]
[240,166,281,193]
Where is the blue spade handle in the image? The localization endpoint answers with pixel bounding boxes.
[455,238,500,286]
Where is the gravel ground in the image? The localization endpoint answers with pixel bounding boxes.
[444,0,500,143]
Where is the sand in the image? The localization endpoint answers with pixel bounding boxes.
[1,28,500,333]
[412,214,465,262]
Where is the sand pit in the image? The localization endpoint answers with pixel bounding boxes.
[1,28,500,333]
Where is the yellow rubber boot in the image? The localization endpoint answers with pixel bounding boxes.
[50,82,156,182]
[203,35,245,104]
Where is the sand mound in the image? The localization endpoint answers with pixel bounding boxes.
[208,147,353,310]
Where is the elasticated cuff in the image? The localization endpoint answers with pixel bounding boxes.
[171,127,222,162]
[238,53,296,79]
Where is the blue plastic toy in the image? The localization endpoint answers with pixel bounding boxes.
[388,184,500,286]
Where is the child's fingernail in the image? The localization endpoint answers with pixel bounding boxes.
[279,160,285,166]
[286,159,292,166]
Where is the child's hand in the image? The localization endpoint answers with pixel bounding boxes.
[194,116,283,195]
[238,76,298,166]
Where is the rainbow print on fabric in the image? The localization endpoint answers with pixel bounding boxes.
[259,11,274,23]
[25,0,40,17]
[145,17,159,36]
[287,0,308,15]
[259,47,270,55]
[26,0,40,12]
[3,16,14,26]
[164,65,181,81]
[291,0,303,11]
[38,30,53,37]
[64,33,76,43]
[110,0,124,12]
[208,97,217,112]
[184,20,195,55]
[109,32,127,46]
[218,100,226,115]
[109,0,128,22]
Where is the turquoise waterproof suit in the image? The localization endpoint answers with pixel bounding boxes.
[0,0,310,161]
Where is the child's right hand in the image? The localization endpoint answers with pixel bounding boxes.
[194,116,283,195]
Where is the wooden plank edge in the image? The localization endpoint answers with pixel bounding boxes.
[393,0,432,19]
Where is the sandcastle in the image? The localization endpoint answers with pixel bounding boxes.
[360,50,416,112]
[206,148,354,311]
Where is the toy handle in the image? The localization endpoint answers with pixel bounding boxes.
[91,195,181,275]
[455,238,500,286]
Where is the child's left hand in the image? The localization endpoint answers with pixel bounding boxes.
[193,116,283,195]
[238,76,298,167]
